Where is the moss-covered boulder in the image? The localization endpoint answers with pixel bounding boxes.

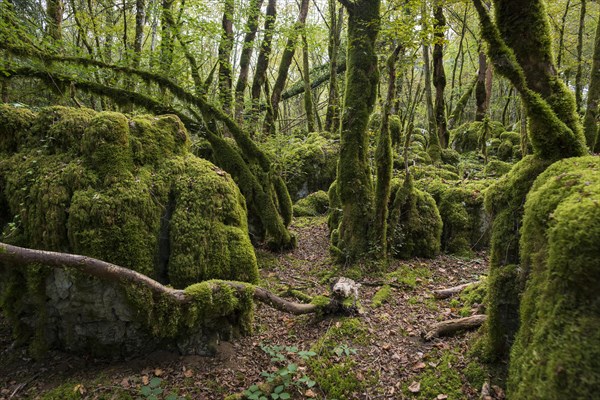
[508,156,600,399]
[450,120,505,153]
[293,190,329,217]
[417,179,492,256]
[0,106,258,356]
[266,132,339,201]
[388,177,442,259]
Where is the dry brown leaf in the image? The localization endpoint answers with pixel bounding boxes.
[183,369,194,378]
[142,375,149,385]
[408,381,421,393]
[413,362,426,370]
[437,395,448,400]
[305,389,317,398]
[154,368,164,377]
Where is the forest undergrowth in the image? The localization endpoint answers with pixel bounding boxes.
[0,216,492,400]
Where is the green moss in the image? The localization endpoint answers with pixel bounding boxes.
[406,351,463,399]
[385,264,431,289]
[388,177,442,259]
[82,111,133,184]
[293,190,329,217]
[389,115,402,147]
[0,104,35,153]
[30,106,97,154]
[483,159,512,177]
[441,148,461,166]
[264,132,338,201]
[0,106,259,355]
[450,120,505,153]
[371,284,392,307]
[39,381,83,400]
[499,131,520,145]
[508,156,600,399]
[496,139,513,161]
[308,318,373,398]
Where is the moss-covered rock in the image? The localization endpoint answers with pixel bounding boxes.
[0,105,258,356]
[508,156,600,399]
[450,120,505,153]
[293,190,329,217]
[0,104,35,153]
[388,177,442,259]
[266,132,339,201]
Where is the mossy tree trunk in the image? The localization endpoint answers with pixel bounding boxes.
[250,0,277,127]
[473,0,588,361]
[218,0,234,113]
[46,0,63,42]
[263,0,310,135]
[234,0,264,122]
[335,0,380,262]
[373,44,402,259]
[325,0,343,133]
[583,11,600,151]
[475,51,488,121]
[575,0,586,113]
[302,32,315,132]
[432,3,448,149]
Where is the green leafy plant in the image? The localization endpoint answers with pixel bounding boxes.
[138,377,185,400]
[242,344,317,399]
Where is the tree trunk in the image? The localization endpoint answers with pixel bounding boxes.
[133,0,146,69]
[433,3,448,149]
[46,0,64,42]
[234,0,264,122]
[575,0,586,113]
[218,0,234,112]
[263,0,310,135]
[334,0,380,262]
[448,74,477,129]
[475,51,487,121]
[373,44,402,258]
[160,0,175,72]
[250,0,277,127]
[325,1,343,133]
[584,11,600,150]
[302,33,315,132]
[557,0,571,69]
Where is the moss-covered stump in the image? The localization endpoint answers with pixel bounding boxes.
[508,156,600,399]
[387,177,442,259]
[0,105,258,357]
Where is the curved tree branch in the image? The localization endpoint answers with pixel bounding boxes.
[0,242,319,315]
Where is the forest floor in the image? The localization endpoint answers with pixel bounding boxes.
[0,216,497,400]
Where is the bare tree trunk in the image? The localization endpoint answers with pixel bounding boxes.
[263,0,310,135]
[218,0,234,112]
[234,0,264,122]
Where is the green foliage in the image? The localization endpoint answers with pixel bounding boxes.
[384,264,431,289]
[405,351,463,399]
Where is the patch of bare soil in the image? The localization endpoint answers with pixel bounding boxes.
[0,216,490,399]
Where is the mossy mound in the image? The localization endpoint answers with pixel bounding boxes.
[417,178,492,256]
[450,120,505,153]
[0,105,258,356]
[293,190,329,217]
[0,104,37,153]
[508,156,600,399]
[388,177,442,259]
[265,132,338,201]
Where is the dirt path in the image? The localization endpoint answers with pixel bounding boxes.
[0,216,490,399]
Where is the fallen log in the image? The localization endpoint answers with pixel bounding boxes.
[424,314,487,341]
[0,242,357,316]
[432,281,481,299]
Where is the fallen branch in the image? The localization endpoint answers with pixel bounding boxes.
[424,314,487,341]
[432,281,481,299]
[0,242,324,315]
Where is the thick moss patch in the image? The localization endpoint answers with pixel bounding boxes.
[0,105,258,355]
[508,156,600,399]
